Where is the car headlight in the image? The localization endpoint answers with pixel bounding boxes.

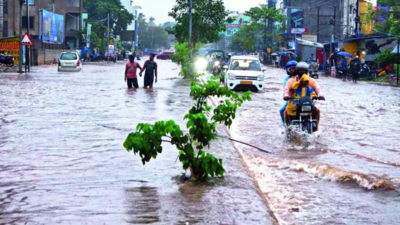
[257,75,265,81]
[196,59,207,69]
[301,105,312,112]
[228,73,236,80]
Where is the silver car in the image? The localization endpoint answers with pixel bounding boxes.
[58,52,82,72]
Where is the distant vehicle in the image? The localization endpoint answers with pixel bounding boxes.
[0,52,15,67]
[223,56,265,92]
[90,53,104,62]
[157,51,175,60]
[58,52,82,72]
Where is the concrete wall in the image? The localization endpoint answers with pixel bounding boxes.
[34,49,65,65]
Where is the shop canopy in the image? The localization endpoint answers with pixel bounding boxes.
[391,43,400,54]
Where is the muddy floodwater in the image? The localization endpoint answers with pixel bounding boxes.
[230,67,400,225]
[0,61,274,224]
[1,61,400,224]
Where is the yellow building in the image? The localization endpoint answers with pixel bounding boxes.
[359,0,374,34]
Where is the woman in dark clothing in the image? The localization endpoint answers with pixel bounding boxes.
[140,53,158,89]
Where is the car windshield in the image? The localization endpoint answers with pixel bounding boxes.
[230,59,261,71]
[163,52,173,55]
[60,53,78,60]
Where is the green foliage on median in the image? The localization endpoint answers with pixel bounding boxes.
[124,76,251,180]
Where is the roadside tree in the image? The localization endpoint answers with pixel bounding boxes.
[167,0,228,49]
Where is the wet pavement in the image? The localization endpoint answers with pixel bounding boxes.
[228,67,400,225]
[0,60,275,224]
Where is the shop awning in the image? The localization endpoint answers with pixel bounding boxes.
[391,43,400,54]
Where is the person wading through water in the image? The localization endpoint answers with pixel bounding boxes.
[140,53,158,89]
[125,55,142,88]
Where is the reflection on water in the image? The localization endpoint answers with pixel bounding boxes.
[125,186,161,224]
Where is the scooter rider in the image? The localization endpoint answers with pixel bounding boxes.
[283,62,323,98]
[279,61,298,125]
[283,62,325,128]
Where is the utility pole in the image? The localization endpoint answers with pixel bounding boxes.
[188,0,193,76]
[18,0,23,73]
[355,0,360,37]
[26,0,30,72]
[188,0,192,49]
[317,6,320,43]
[0,0,3,38]
[107,13,109,62]
[397,38,399,86]
[135,11,138,53]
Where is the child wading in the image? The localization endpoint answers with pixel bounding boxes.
[140,54,158,89]
[125,55,142,88]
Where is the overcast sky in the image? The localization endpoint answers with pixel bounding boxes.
[122,0,378,25]
[122,0,266,25]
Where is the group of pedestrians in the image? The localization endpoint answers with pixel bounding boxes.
[125,54,158,89]
[338,55,361,83]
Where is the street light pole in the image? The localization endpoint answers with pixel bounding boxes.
[26,0,30,72]
[18,0,23,73]
[397,38,399,86]
[107,13,109,62]
[188,0,192,49]
[188,0,193,76]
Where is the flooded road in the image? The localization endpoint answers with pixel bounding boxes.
[0,61,274,224]
[229,67,400,224]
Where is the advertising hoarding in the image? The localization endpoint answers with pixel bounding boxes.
[42,9,65,43]
[0,37,20,64]
[290,27,308,34]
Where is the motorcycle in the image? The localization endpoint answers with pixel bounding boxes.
[359,63,377,79]
[308,61,319,79]
[212,60,222,76]
[284,96,325,137]
[0,53,15,67]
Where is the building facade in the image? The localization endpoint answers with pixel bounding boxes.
[2,0,84,49]
[278,0,374,47]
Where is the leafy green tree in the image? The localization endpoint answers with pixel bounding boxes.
[244,6,285,50]
[167,0,228,48]
[172,42,191,76]
[83,0,134,50]
[374,0,400,35]
[172,42,202,76]
[124,76,251,180]
[138,15,170,50]
[229,23,261,52]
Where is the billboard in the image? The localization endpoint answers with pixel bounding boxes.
[42,9,65,43]
[290,27,308,34]
[0,37,20,64]
[290,8,304,28]
[120,30,135,42]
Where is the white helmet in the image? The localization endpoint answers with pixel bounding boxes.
[296,61,309,74]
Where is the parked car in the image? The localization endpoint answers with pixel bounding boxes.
[58,52,82,72]
[223,56,265,92]
[157,51,175,60]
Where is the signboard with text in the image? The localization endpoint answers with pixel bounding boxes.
[290,27,308,34]
[227,24,240,28]
[0,37,20,64]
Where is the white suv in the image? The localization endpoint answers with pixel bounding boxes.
[58,52,82,72]
[224,56,265,92]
